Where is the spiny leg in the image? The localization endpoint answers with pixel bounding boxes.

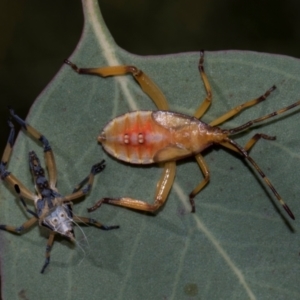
[64,60,169,110]
[88,161,176,213]
[40,232,55,274]
[210,86,276,127]
[0,120,37,201]
[63,160,106,202]
[189,154,210,212]
[225,138,294,220]
[73,215,119,230]
[9,108,57,189]
[194,50,213,119]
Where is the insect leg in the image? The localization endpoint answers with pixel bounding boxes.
[64,60,169,110]
[189,154,210,212]
[88,161,176,213]
[194,50,213,119]
[40,232,55,274]
[14,184,38,217]
[73,215,119,230]
[63,161,106,202]
[226,99,300,135]
[225,138,295,220]
[0,120,37,201]
[244,134,276,152]
[0,216,38,234]
[8,108,57,189]
[220,98,300,154]
[209,86,276,127]
[221,133,276,154]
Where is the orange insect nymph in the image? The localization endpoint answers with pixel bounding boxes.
[65,51,300,220]
[99,110,225,164]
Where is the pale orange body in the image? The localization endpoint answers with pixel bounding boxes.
[99,110,225,164]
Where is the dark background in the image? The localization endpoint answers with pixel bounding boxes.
[0,0,300,149]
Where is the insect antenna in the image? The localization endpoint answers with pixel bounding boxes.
[225,138,295,220]
[66,211,91,264]
[73,235,88,267]
[226,99,300,135]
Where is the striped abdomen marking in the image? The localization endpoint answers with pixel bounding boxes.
[98,111,171,164]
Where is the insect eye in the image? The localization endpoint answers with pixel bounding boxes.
[60,213,65,218]
[52,218,58,224]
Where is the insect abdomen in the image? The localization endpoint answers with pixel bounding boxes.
[98,111,171,164]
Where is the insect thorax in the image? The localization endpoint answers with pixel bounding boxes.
[37,197,74,239]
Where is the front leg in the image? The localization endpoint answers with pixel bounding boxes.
[9,108,58,189]
[73,216,119,230]
[63,160,106,202]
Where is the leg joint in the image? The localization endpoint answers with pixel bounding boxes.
[39,136,51,152]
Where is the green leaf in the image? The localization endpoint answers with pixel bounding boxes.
[1,0,300,299]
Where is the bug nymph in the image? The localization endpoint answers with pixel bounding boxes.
[98,111,225,164]
[28,150,74,240]
[65,51,300,221]
[0,109,119,273]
